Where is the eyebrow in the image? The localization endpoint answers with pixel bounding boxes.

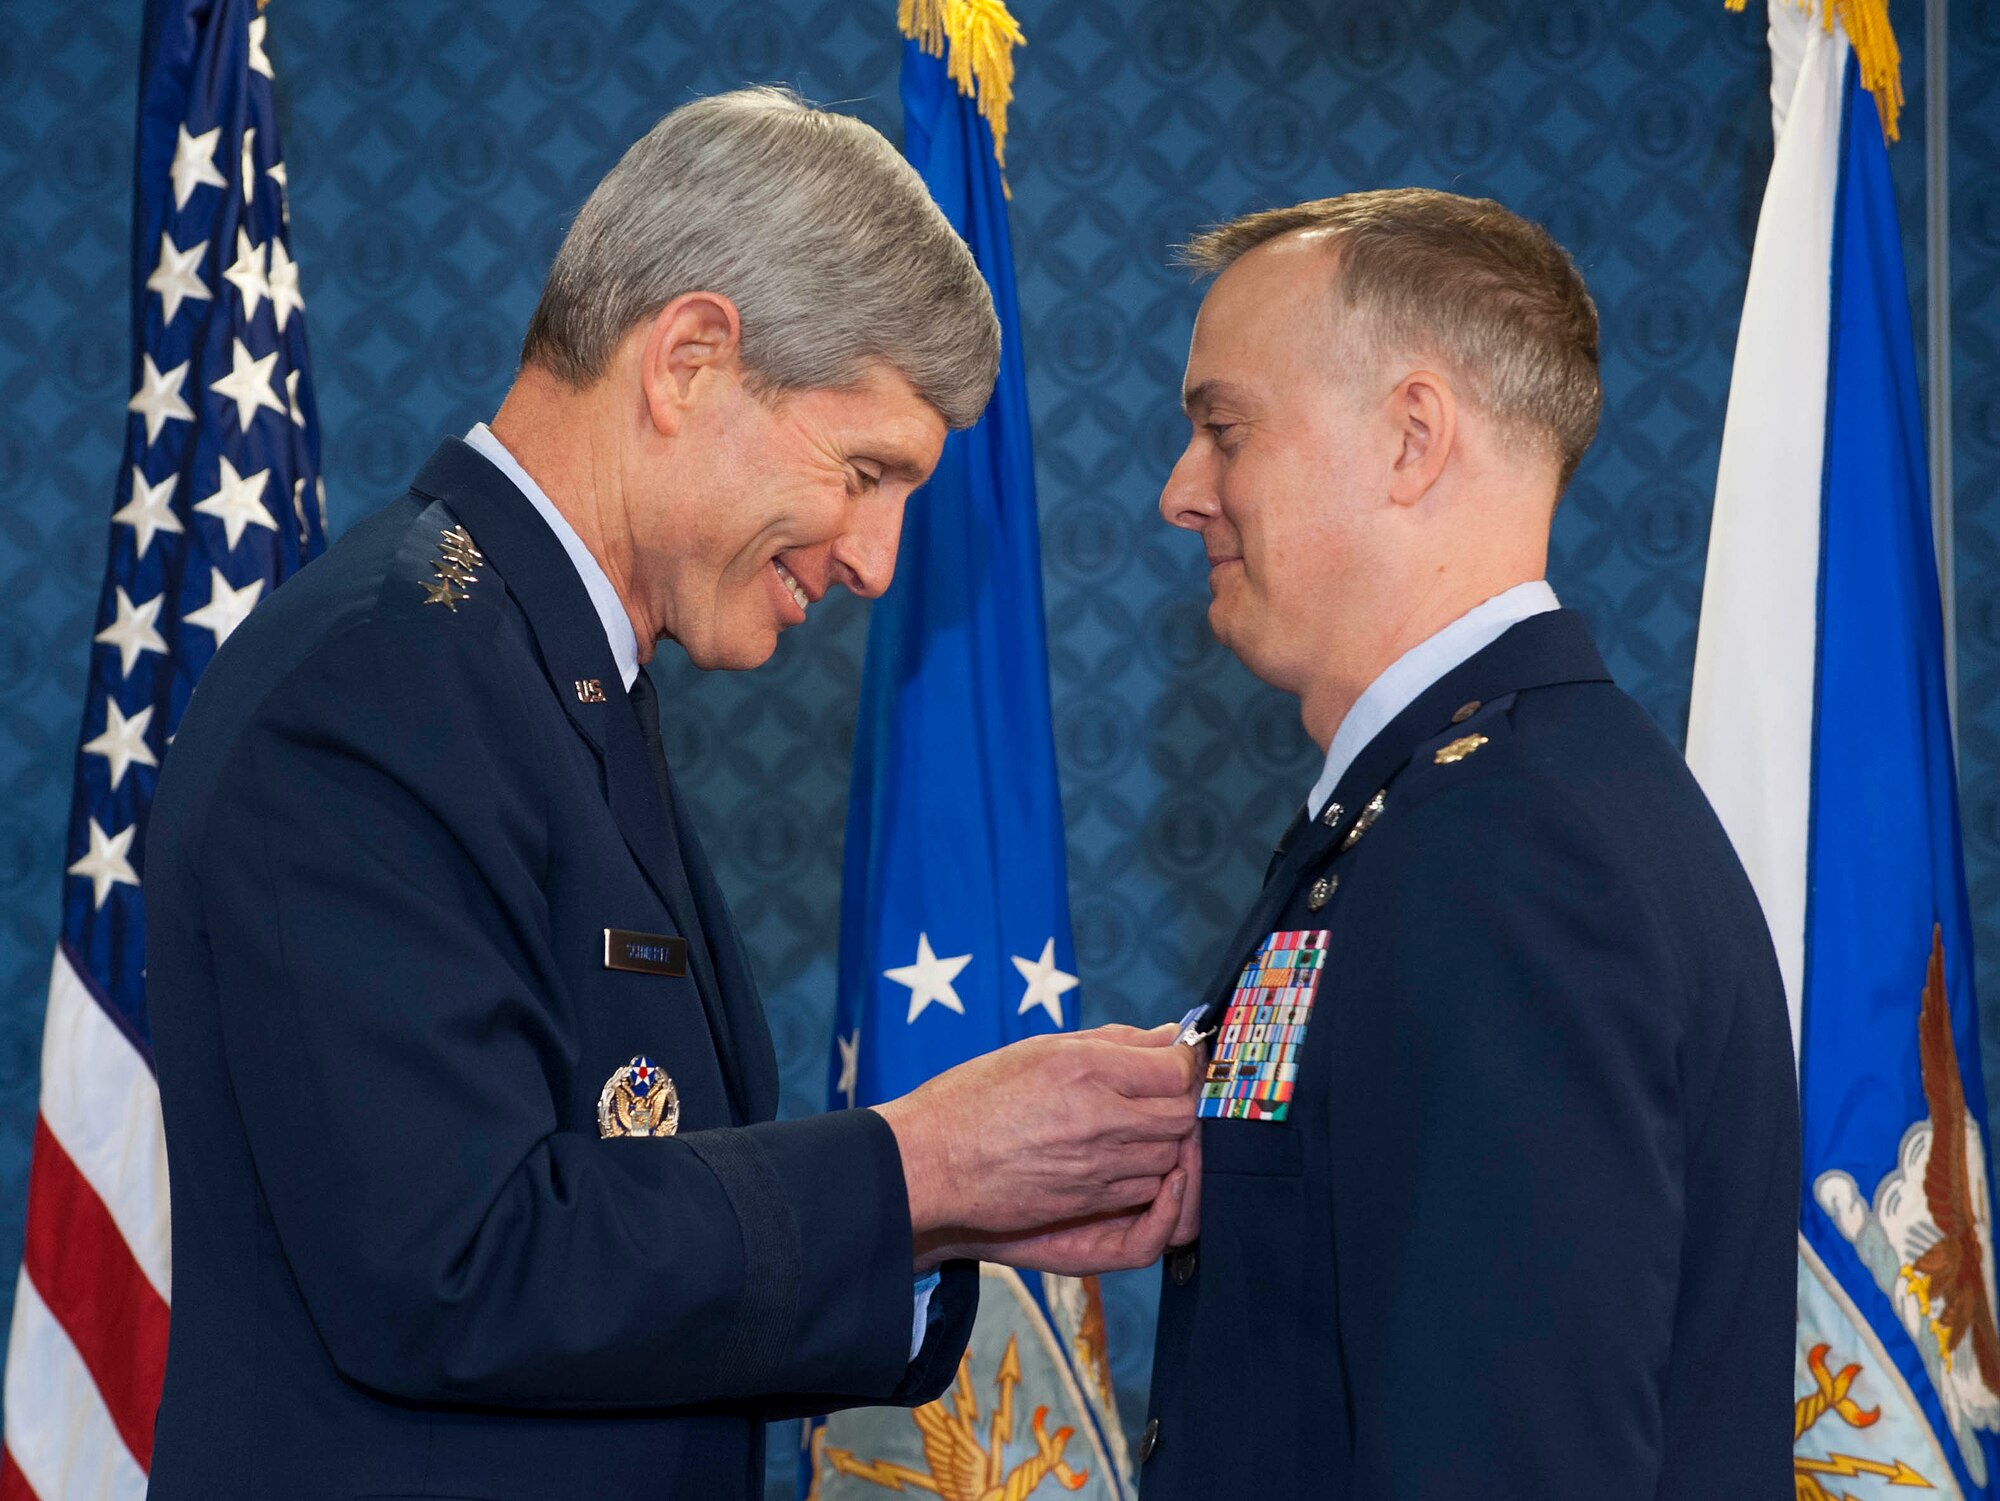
[850,429,936,485]
[1182,379,1254,417]
[879,450,932,484]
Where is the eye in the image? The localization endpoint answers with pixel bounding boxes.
[850,463,884,495]
[1206,421,1240,448]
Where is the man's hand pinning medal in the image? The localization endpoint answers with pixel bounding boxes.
[872,1022,1203,1276]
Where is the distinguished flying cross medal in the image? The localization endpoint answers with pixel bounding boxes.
[1197,929,1329,1122]
[421,524,484,612]
[598,1054,680,1138]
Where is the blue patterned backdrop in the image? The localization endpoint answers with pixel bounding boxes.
[0,1,1991,1491]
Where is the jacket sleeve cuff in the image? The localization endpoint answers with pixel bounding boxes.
[894,1260,979,1406]
[682,1107,922,1401]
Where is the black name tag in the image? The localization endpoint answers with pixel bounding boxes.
[603,928,686,977]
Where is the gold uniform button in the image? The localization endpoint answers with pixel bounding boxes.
[1451,699,1482,724]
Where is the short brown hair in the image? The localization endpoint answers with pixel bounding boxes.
[1180,189,1602,490]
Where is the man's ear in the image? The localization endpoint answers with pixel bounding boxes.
[1386,369,1456,508]
[638,291,744,438]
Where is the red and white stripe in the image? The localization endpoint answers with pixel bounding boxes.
[2,950,170,1499]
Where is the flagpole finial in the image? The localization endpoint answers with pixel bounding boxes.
[898,0,1025,167]
[1726,0,1904,140]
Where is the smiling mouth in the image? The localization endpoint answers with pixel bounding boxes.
[772,558,810,615]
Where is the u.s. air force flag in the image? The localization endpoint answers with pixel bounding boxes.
[800,3,1132,1498]
[1688,2,1997,1493]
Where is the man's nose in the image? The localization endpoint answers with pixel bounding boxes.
[1159,443,1215,533]
[838,496,907,599]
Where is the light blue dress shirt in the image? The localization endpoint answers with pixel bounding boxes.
[465,424,640,692]
[1305,580,1561,820]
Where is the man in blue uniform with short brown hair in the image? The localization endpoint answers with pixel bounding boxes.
[1142,190,1798,1498]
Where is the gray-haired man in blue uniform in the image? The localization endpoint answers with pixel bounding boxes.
[144,89,1199,1500]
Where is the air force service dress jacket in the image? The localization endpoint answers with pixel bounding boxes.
[1142,610,1800,1500]
[144,439,975,1499]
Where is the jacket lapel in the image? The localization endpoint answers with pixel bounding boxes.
[1193,610,1614,1015]
[670,815,779,1123]
[407,440,757,1118]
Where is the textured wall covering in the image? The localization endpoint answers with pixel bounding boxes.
[1951,2,2000,1094]
[0,0,1983,1490]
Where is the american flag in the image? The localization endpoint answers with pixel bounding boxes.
[2,0,322,1493]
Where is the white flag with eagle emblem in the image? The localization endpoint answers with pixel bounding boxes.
[1687,1,1999,1493]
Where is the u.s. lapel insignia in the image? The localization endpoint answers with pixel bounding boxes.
[575,678,606,704]
[1338,790,1386,852]
[598,1055,680,1138]
[1434,733,1489,765]
[421,524,486,612]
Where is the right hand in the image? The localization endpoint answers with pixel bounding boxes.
[873,1024,1198,1262]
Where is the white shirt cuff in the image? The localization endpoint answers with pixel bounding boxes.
[910,1270,942,1360]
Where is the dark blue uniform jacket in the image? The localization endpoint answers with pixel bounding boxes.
[1142,610,1799,1499]
[144,440,974,1499]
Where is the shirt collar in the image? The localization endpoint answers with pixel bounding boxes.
[464,423,641,691]
[1305,580,1561,818]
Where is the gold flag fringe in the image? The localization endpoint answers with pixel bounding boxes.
[898,0,1025,168]
[1725,0,1903,141]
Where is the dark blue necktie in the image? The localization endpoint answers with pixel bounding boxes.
[625,666,743,1119]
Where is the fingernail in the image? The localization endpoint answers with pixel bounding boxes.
[1172,1174,1186,1199]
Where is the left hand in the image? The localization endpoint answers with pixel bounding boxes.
[920,1043,1206,1276]
[922,1167,1189,1275]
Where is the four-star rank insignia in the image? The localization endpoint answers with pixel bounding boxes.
[421,523,485,612]
[598,1054,680,1138]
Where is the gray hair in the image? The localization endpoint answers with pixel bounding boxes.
[521,87,1000,430]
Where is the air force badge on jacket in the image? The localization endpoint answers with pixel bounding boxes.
[598,1055,680,1138]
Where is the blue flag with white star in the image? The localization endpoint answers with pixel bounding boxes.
[800,19,1133,1501]
[827,68,1074,1111]
[1688,15,2000,1493]
[1,0,322,1487]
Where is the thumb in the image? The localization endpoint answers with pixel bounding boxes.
[1120,1169,1187,1266]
